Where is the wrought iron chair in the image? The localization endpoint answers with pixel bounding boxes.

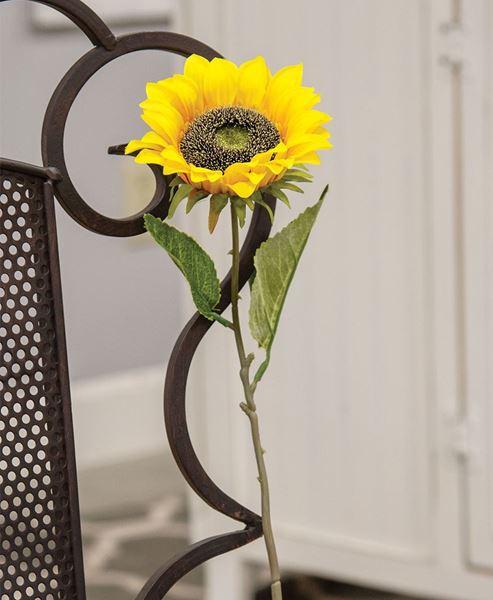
[0,1,274,598]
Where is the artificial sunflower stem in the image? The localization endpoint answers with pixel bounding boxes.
[230,203,283,600]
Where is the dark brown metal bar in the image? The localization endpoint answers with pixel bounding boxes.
[136,528,263,600]
[0,158,62,182]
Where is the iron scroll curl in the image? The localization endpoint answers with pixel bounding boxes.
[1,0,276,597]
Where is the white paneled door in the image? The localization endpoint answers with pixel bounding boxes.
[181,1,493,599]
[463,0,493,573]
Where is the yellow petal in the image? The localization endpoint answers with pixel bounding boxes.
[271,63,303,91]
[237,56,270,108]
[267,88,321,136]
[250,142,288,165]
[286,133,332,157]
[135,149,166,166]
[286,110,331,138]
[280,88,321,125]
[156,75,199,121]
[251,169,271,189]
[141,131,168,147]
[184,54,209,90]
[200,179,226,195]
[292,151,321,165]
[189,164,223,183]
[203,58,239,108]
[263,64,303,115]
[126,139,144,154]
[263,160,289,175]
[246,171,264,185]
[222,162,259,195]
[228,180,256,198]
[125,131,166,154]
[313,125,331,137]
[223,161,250,179]
[140,97,185,121]
[141,107,184,146]
[160,146,190,174]
[146,82,173,105]
[145,82,178,117]
[251,155,293,187]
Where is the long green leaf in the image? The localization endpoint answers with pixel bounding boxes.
[249,186,328,382]
[145,214,224,323]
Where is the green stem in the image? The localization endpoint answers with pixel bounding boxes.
[230,203,283,600]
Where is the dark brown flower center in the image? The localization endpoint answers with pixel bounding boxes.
[180,106,280,172]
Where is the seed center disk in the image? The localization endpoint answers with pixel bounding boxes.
[215,125,251,151]
[180,106,280,172]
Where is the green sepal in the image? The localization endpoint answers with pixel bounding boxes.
[231,197,247,228]
[278,182,304,194]
[282,175,312,183]
[144,214,222,322]
[249,185,328,383]
[168,184,193,218]
[168,175,184,188]
[249,190,262,204]
[268,185,291,208]
[243,195,255,211]
[186,188,209,213]
[208,193,229,233]
[283,168,313,181]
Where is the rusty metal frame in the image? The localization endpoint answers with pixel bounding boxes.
[0,0,276,597]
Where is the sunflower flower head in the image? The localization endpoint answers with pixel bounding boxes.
[126,55,332,231]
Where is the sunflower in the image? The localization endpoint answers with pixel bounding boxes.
[126,55,331,230]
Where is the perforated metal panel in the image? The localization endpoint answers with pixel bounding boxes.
[0,165,85,600]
